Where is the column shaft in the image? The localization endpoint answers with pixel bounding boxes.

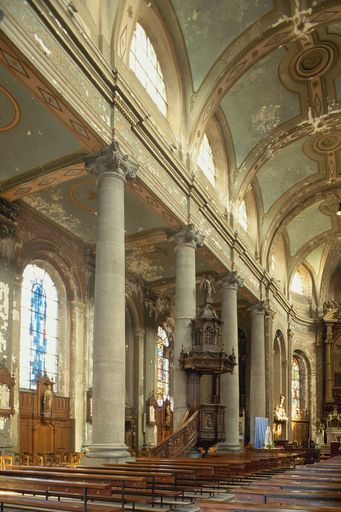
[83,142,138,463]
[173,225,204,428]
[249,302,267,445]
[220,271,243,451]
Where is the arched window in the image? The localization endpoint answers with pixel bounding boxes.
[129,22,167,115]
[197,134,216,186]
[290,271,303,294]
[238,200,248,231]
[20,264,59,390]
[291,356,300,420]
[156,326,170,406]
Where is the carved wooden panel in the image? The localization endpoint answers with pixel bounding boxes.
[292,420,309,445]
[19,389,70,456]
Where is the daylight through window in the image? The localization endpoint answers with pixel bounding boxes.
[129,23,167,115]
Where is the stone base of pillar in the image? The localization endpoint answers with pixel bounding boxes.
[217,442,241,452]
[81,443,134,465]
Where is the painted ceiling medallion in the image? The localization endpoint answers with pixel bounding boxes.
[0,85,20,132]
[315,133,341,153]
[292,44,334,80]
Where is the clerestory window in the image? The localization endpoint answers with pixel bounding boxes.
[197,134,216,186]
[129,22,167,115]
[238,200,248,231]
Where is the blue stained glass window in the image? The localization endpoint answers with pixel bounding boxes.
[20,264,58,390]
[156,326,170,405]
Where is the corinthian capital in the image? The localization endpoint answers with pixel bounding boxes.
[85,141,138,181]
[221,270,243,289]
[172,224,205,248]
[249,300,269,316]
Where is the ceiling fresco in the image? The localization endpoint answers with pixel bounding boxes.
[256,138,317,213]
[170,0,274,90]
[23,176,171,244]
[0,64,84,181]
[1,0,341,299]
[286,201,332,257]
[221,47,300,168]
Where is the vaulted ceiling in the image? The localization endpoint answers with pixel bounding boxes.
[161,0,341,300]
[0,0,340,304]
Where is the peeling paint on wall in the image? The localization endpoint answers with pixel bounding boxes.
[24,194,82,233]
[0,282,9,354]
[126,248,164,282]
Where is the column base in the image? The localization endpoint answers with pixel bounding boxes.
[81,443,134,466]
[217,442,241,452]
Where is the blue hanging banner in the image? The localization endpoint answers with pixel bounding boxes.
[255,417,268,448]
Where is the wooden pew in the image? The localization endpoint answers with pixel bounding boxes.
[0,475,113,512]
[2,466,179,510]
[0,495,120,512]
[199,501,341,511]
[232,486,341,507]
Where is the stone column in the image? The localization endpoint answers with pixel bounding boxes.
[173,224,204,428]
[325,323,334,403]
[219,271,243,451]
[287,324,294,441]
[249,301,268,445]
[83,141,138,464]
[69,300,86,451]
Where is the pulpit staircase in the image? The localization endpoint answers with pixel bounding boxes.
[150,409,199,457]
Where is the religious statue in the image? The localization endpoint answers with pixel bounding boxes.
[199,275,216,305]
[164,402,172,428]
[323,299,339,315]
[264,426,273,448]
[0,383,10,409]
[42,384,53,417]
[274,394,288,422]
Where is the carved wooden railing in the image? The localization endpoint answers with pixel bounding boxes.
[149,409,199,457]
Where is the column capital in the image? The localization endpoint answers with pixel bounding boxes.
[85,140,138,182]
[172,224,205,249]
[249,300,269,316]
[221,270,243,290]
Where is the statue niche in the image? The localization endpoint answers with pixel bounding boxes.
[0,363,15,417]
[38,375,54,419]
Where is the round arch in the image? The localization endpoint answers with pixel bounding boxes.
[112,0,183,138]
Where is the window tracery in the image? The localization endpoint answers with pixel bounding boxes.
[129,23,167,115]
[20,264,58,390]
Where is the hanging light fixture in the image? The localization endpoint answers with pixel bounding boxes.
[337,202,341,217]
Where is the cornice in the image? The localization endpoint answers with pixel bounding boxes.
[29,0,114,101]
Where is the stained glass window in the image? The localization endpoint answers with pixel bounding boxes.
[239,200,248,231]
[129,23,167,115]
[20,264,58,389]
[291,356,300,420]
[156,326,170,406]
[197,134,216,186]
